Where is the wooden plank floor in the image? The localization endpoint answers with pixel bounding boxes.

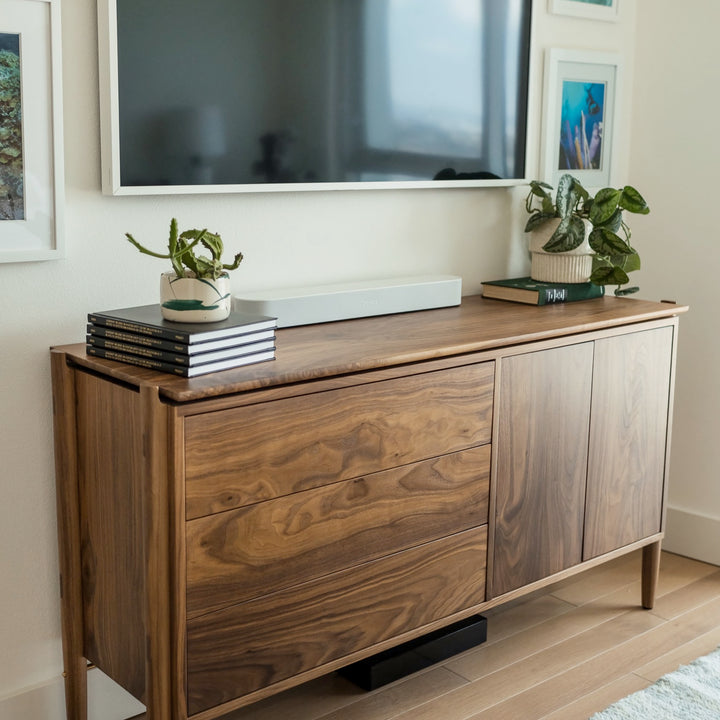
[130,550,720,720]
[213,551,720,720]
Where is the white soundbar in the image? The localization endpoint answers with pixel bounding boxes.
[234,275,462,328]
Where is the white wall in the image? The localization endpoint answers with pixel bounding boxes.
[629,0,720,565]
[4,0,690,716]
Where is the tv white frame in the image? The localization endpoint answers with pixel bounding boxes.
[97,0,541,196]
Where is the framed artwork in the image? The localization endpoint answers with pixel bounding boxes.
[541,48,622,190]
[0,0,64,262]
[549,0,620,22]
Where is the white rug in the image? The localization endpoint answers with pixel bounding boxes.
[591,646,720,719]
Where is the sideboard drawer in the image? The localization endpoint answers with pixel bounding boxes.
[186,445,491,617]
[184,362,494,519]
[186,526,488,714]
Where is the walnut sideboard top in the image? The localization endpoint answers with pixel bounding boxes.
[53,294,688,402]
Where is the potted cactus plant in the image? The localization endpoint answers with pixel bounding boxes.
[125,218,243,322]
[524,174,649,295]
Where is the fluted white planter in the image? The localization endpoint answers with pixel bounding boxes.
[529,218,593,284]
[159,271,231,322]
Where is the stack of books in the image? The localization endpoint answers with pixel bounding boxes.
[481,277,604,306]
[86,304,277,377]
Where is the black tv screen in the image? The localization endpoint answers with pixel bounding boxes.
[106,0,533,192]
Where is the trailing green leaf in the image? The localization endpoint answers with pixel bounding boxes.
[590,265,630,286]
[525,181,555,216]
[614,286,640,296]
[543,215,586,252]
[619,186,649,214]
[592,207,623,233]
[524,212,556,233]
[589,188,622,225]
[588,228,633,256]
[555,174,576,218]
[620,251,641,274]
[529,180,553,198]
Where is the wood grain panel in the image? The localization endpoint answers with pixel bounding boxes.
[492,344,593,598]
[185,363,494,518]
[169,413,189,720]
[57,296,687,403]
[186,446,491,617]
[75,372,146,701]
[186,527,487,714]
[50,352,88,720]
[51,299,687,720]
[140,386,173,720]
[584,327,674,559]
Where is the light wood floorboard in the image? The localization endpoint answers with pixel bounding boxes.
[133,551,720,720]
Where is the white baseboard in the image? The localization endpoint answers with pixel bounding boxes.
[0,677,65,720]
[0,669,144,720]
[664,505,720,566]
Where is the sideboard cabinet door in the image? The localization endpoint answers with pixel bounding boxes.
[492,343,594,597]
[584,326,674,559]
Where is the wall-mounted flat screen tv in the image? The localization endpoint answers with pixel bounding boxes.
[98,0,534,194]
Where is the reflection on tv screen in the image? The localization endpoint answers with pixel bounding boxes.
[115,0,532,188]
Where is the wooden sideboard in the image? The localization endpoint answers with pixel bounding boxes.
[51,294,687,720]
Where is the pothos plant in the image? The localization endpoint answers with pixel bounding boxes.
[524,173,649,295]
[124,218,243,281]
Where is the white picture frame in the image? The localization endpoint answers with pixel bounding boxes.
[548,0,620,22]
[549,0,620,22]
[0,0,64,262]
[541,48,622,190]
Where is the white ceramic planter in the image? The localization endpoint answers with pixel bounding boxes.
[529,218,593,284]
[159,271,231,322]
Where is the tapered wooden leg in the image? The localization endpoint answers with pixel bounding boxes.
[52,351,88,720]
[61,657,88,720]
[642,541,662,609]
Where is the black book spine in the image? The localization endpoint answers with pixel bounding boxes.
[87,313,189,343]
[87,323,276,355]
[86,345,191,375]
[87,335,276,366]
[86,345,275,377]
[87,336,192,365]
[87,324,188,353]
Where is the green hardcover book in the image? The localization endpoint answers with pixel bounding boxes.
[481,277,604,306]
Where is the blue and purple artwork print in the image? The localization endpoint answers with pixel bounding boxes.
[558,80,606,172]
[0,32,24,221]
